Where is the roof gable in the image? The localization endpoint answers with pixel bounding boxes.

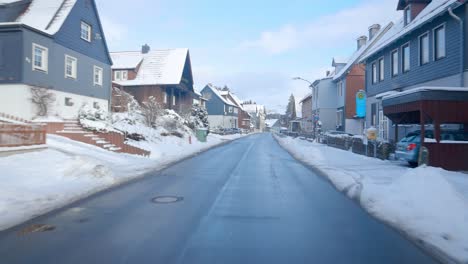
[361,0,460,62]
[202,84,237,107]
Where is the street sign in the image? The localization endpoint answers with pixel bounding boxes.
[356,90,366,118]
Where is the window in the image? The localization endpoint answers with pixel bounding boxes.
[371,103,377,126]
[81,21,92,42]
[402,43,410,73]
[404,6,411,25]
[172,95,176,105]
[372,63,377,84]
[419,33,429,65]
[65,97,74,106]
[391,50,399,76]
[114,70,128,81]
[65,55,77,79]
[379,58,384,81]
[163,91,168,104]
[32,43,48,72]
[434,25,446,60]
[379,110,389,140]
[93,66,103,86]
[336,110,343,128]
[337,81,343,96]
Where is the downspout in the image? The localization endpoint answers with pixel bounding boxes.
[448,6,465,87]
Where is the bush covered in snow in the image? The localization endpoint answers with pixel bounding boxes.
[78,103,116,132]
[184,105,209,130]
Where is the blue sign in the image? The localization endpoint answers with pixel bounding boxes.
[356,90,366,118]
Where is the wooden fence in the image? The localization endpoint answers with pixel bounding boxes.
[0,124,46,148]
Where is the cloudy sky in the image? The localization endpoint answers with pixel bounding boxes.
[96,0,400,114]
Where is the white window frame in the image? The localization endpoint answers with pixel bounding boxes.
[122,71,128,80]
[93,66,103,86]
[419,32,430,65]
[372,62,377,84]
[401,42,411,73]
[433,24,446,61]
[378,57,385,81]
[114,71,121,81]
[32,43,48,73]
[65,55,77,79]
[404,5,412,25]
[391,49,399,77]
[172,94,176,105]
[163,91,168,104]
[81,21,92,42]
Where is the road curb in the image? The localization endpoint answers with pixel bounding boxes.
[273,134,455,264]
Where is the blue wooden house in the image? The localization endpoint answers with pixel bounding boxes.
[0,0,112,120]
[361,0,468,170]
[201,84,239,129]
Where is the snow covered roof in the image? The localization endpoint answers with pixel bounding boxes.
[242,104,265,114]
[0,0,78,35]
[111,49,191,86]
[332,57,348,66]
[333,23,393,81]
[299,93,312,104]
[265,119,279,127]
[219,90,245,110]
[361,0,460,62]
[383,87,468,100]
[204,84,237,107]
[110,52,143,69]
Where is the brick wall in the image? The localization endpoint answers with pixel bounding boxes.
[345,64,365,119]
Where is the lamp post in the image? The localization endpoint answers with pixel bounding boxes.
[292,77,315,138]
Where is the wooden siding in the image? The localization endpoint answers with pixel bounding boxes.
[366,10,464,97]
[54,0,112,65]
[0,29,22,83]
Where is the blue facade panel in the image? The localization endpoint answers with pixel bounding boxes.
[201,87,226,116]
[366,10,464,97]
[54,0,111,65]
[0,29,22,83]
[22,29,111,100]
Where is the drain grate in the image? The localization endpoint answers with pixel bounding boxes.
[151,196,184,204]
[18,224,55,235]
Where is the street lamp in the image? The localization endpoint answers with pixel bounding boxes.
[292,77,312,85]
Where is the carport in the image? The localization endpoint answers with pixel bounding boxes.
[382,87,468,171]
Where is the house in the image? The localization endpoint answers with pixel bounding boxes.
[193,90,207,109]
[0,0,112,120]
[310,70,338,133]
[333,23,393,135]
[360,0,468,170]
[299,93,313,133]
[218,89,251,130]
[110,46,195,114]
[265,119,280,133]
[242,102,266,132]
[201,84,239,129]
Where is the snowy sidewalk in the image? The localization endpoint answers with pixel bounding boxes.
[276,135,468,264]
[0,133,245,232]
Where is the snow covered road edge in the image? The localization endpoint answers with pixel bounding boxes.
[274,134,468,264]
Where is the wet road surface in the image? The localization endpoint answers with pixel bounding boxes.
[0,133,439,264]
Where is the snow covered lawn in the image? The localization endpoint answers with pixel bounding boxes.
[0,133,245,231]
[276,135,468,264]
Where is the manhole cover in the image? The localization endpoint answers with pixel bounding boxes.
[151,196,184,204]
[18,224,55,235]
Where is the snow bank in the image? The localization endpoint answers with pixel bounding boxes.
[0,132,245,231]
[275,135,468,263]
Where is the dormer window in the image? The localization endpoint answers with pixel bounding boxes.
[114,70,128,81]
[81,21,92,42]
[404,6,411,25]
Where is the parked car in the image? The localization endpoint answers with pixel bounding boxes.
[396,130,467,166]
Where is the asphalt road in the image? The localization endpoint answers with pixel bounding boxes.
[0,133,439,264]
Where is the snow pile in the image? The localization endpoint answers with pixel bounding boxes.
[78,103,118,133]
[0,131,245,231]
[275,135,468,263]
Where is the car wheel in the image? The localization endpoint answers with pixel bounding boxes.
[408,161,418,167]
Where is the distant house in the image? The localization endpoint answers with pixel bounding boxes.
[311,70,338,133]
[360,0,468,170]
[201,84,239,129]
[299,93,313,133]
[193,90,207,109]
[242,102,266,132]
[333,23,392,135]
[265,119,280,133]
[110,46,195,114]
[0,0,113,120]
[218,90,251,130]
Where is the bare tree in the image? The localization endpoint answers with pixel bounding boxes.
[30,86,56,117]
[141,96,161,127]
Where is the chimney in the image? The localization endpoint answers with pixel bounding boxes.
[141,44,150,54]
[357,35,368,50]
[368,24,381,40]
